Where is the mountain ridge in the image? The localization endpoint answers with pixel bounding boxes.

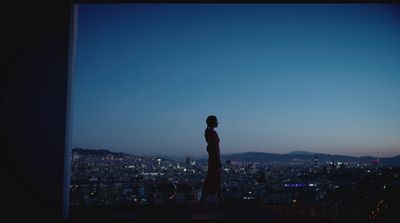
[72,148,400,166]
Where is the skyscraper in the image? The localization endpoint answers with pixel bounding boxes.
[186,157,192,166]
[314,154,319,169]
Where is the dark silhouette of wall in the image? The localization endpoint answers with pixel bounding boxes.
[2,3,71,222]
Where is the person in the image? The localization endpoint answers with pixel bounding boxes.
[199,115,224,205]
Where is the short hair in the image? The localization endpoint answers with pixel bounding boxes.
[206,115,218,127]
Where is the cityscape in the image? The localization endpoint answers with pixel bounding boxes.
[69,4,400,222]
[69,148,400,222]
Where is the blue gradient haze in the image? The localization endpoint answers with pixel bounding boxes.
[71,4,400,157]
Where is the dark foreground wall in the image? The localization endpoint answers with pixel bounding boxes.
[2,3,71,222]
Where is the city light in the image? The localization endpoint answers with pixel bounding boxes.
[284,183,306,187]
[70,148,400,221]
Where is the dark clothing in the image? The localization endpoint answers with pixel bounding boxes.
[202,128,222,196]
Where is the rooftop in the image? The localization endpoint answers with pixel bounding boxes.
[69,201,332,223]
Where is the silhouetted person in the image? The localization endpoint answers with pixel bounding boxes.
[199,115,224,205]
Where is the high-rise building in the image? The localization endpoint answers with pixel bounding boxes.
[256,171,266,183]
[314,154,319,169]
[186,156,192,166]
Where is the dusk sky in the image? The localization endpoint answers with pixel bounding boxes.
[70,4,400,158]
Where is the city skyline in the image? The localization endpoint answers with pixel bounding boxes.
[71,4,400,158]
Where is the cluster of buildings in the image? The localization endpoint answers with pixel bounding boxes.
[70,150,205,206]
[70,149,400,220]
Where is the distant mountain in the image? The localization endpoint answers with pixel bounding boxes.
[72,148,400,166]
[72,148,127,157]
[381,155,400,166]
[220,151,400,166]
[287,151,315,155]
[72,148,182,162]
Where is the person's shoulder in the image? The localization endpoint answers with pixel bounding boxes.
[205,128,216,135]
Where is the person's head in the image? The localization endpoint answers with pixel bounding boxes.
[206,115,218,128]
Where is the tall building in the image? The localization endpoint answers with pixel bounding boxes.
[256,171,266,183]
[314,154,319,169]
[186,156,192,166]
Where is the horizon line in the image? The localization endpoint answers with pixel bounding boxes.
[71,147,399,159]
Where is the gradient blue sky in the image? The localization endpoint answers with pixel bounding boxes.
[71,4,400,158]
